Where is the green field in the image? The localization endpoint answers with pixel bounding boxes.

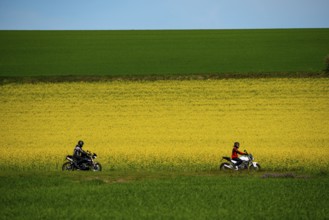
[1,29,329,219]
[1,171,329,220]
[1,29,329,79]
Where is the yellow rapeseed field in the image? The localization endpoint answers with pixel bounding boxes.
[0,78,328,172]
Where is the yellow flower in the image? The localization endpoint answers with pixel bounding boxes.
[0,78,328,172]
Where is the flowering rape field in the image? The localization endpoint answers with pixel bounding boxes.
[0,78,328,172]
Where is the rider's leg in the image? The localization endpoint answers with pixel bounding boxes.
[74,156,82,168]
[233,158,242,170]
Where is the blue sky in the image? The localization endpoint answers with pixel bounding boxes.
[0,0,328,30]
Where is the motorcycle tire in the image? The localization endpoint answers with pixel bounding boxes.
[249,164,261,171]
[62,162,74,171]
[219,162,231,171]
[93,162,102,171]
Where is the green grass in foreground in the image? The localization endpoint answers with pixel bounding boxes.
[1,29,329,79]
[1,171,328,219]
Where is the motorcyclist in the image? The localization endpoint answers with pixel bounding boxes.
[231,142,248,170]
[73,140,89,169]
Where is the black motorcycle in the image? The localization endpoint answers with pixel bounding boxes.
[62,151,102,171]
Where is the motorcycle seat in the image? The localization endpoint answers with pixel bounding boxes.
[222,156,231,161]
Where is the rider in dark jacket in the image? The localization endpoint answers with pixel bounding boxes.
[231,142,248,170]
[73,140,88,168]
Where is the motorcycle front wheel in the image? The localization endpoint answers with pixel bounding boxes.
[93,162,102,171]
[62,162,74,171]
[249,164,261,171]
[219,162,231,171]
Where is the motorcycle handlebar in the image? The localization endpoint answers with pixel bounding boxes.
[244,150,250,155]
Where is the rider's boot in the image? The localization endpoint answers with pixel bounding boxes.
[74,162,80,170]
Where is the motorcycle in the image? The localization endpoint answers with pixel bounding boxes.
[62,150,102,171]
[219,150,261,171]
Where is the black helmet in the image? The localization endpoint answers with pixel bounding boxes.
[78,140,84,147]
[234,142,240,148]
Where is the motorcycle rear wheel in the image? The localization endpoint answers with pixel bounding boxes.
[219,162,231,171]
[62,162,74,171]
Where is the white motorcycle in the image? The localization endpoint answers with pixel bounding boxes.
[219,150,261,171]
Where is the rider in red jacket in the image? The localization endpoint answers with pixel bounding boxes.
[231,142,248,170]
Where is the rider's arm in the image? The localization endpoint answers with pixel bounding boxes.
[76,146,87,156]
[237,150,247,155]
[80,149,87,156]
